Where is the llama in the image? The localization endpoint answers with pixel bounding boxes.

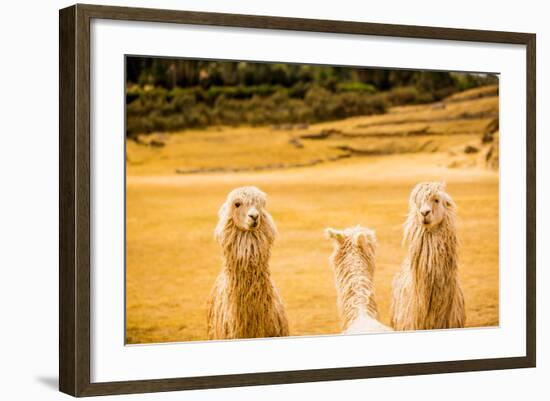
[326,226,391,334]
[207,186,289,340]
[391,182,466,331]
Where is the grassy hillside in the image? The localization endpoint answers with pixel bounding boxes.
[127,85,498,175]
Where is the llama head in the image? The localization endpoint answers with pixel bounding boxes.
[215,186,277,241]
[325,225,377,258]
[408,181,456,230]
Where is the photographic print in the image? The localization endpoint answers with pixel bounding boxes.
[125,57,499,344]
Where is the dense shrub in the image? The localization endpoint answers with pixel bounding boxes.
[126,84,390,136]
[383,86,424,105]
[336,81,377,94]
[125,81,487,137]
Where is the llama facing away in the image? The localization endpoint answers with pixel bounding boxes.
[391,182,466,331]
[207,186,289,340]
[326,226,391,334]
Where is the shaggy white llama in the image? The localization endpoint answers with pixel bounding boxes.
[207,186,289,340]
[326,226,391,334]
[391,182,466,330]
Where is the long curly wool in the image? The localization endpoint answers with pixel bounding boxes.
[207,186,289,340]
[391,182,466,331]
[326,226,391,334]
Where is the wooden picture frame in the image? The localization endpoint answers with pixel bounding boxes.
[59,3,536,397]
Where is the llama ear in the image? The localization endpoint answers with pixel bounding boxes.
[353,232,366,248]
[410,183,423,206]
[217,200,229,218]
[325,228,344,243]
[214,202,229,243]
[444,194,456,209]
[263,210,278,238]
[353,230,376,251]
[214,218,225,243]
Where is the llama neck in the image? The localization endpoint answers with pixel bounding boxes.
[333,249,378,330]
[221,227,273,273]
[220,227,275,307]
[406,221,458,279]
[405,218,459,324]
[220,228,277,338]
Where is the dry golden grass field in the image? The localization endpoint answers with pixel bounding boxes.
[126,85,499,344]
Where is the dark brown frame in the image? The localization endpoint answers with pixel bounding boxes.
[59,3,536,397]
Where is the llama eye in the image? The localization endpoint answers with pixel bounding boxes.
[234,202,241,208]
[434,199,440,204]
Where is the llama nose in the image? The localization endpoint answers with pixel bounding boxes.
[248,213,259,221]
[420,209,431,217]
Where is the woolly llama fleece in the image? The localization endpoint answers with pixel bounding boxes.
[326,226,391,334]
[207,186,289,340]
[391,182,466,330]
